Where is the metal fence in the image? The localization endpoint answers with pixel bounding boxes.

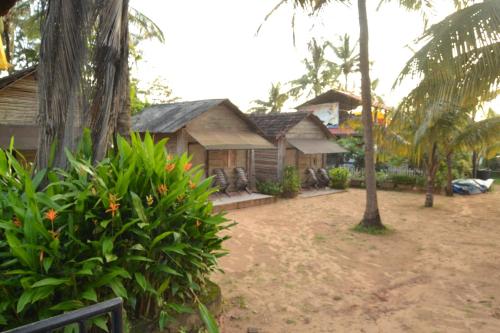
[2,298,123,333]
[338,164,424,178]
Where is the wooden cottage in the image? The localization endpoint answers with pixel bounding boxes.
[249,112,347,185]
[131,99,275,191]
[0,67,39,160]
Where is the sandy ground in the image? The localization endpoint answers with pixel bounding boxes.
[213,189,500,333]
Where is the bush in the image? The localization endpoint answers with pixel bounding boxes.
[281,166,300,198]
[256,180,282,196]
[388,174,417,186]
[329,167,350,189]
[0,132,230,330]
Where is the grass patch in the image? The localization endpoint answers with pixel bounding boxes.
[352,224,394,235]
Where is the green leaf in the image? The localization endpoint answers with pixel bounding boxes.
[151,231,173,248]
[81,288,98,302]
[134,272,147,291]
[17,289,35,313]
[31,278,70,288]
[109,279,128,299]
[50,300,84,311]
[131,192,148,224]
[5,232,34,269]
[102,238,117,263]
[43,257,53,273]
[198,302,220,333]
[92,316,109,332]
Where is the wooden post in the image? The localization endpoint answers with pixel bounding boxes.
[176,128,188,155]
[277,138,286,181]
[205,149,210,178]
[249,149,256,190]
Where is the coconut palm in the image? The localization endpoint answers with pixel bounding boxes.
[288,38,340,98]
[332,33,359,90]
[250,82,289,114]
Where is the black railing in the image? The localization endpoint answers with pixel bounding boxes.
[2,298,123,333]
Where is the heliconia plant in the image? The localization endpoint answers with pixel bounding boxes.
[0,131,230,331]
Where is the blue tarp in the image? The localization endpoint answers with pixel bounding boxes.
[452,178,494,195]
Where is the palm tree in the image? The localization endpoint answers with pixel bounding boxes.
[37,0,130,169]
[288,38,339,98]
[250,82,289,114]
[332,33,359,90]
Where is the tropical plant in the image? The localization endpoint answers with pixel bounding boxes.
[338,136,364,168]
[288,38,340,98]
[249,82,289,114]
[332,33,359,90]
[256,180,283,196]
[281,166,301,198]
[329,167,350,189]
[0,132,230,330]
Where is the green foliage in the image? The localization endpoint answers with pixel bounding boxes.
[249,82,289,114]
[0,132,230,330]
[281,166,301,198]
[256,180,282,196]
[338,137,364,168]
[329,167,350,189]
[388,174,417,186]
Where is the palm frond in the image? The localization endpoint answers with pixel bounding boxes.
[129,6,164,43]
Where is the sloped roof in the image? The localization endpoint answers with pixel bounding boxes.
[0,66,37,90]
[296,89,390,111]
[249,112,332,140]
[132,99,246,134]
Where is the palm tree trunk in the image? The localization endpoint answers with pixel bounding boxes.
[471,150,477,178]
[445,151,453,197]
[357,0,383,228]
[36,0,87,170]
[425,143,438,207]
[2,16,12,63]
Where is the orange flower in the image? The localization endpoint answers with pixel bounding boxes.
[196,220,202,228]
[146,195,154,206]
[45,209,57,224]
[166,154,173,161]
[13,216,22,228]
[189,180,196,190]
[106,202,120,217]
[158,184,168,195]
[39,250,44,263]
[184,162,192,171]
[165,163,175,172]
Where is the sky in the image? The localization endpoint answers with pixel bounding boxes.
[129,0,496,114]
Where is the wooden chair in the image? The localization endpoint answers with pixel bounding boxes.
[317,168,330,187]
[304,168,319,189]
[212,168,231,197]
[234,167,252,194]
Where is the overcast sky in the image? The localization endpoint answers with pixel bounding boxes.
[129,1,497,114]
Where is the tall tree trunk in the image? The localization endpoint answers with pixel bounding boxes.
[357,0,383,228]
[425,143,439,207]
[2,16,12,63]
[36,0,88,170]
[115,15,131,140]
[471,150,477,178]
[445,151,453,197]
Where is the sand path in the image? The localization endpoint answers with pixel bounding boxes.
[213,189,500,333]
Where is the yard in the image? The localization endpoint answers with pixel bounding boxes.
[214,189,500,333]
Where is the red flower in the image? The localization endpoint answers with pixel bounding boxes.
[158,184,168,195]
[189,180,196,190]
[184,162,192,171]
[13,216,22,228]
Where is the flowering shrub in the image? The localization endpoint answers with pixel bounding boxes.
[0,132,230,330]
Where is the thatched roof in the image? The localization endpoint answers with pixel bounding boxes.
[249,112,332,141]
[132,99,263,134]
[0,66,37,90]
[296,89,391,111]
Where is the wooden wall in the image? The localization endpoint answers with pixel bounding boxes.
[186,105,253,133]
[207,149,251,192]
[285,117,326,140]
[254,148,279,182]
[0,74,38,125]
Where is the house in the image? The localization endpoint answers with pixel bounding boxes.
[296,89,390,138]
[249,112,347,185]
[131,99,275,191]
[0,66,39,160]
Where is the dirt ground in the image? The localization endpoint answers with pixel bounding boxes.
[213,189,500,333]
